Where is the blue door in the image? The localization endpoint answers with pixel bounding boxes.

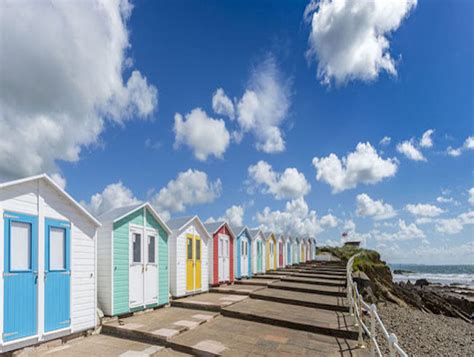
[3,211,38,342]
[236,235,241,278]
[44,218,71,332]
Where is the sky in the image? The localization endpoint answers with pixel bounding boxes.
[1,0,473,264]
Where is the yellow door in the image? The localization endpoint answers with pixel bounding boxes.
[186,235,194,291]
[265,240,270,271]
[301,245,304,261]
[195,236,201,289]
[273,239,277,269]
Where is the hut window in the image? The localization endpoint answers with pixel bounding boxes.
[196,239,201,260]
[187,238,193,260]
[50,227,66,270]
[133,233,142,263]
[10,221,31,271]
[148,235,155,263]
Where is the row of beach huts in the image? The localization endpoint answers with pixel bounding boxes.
[0,174,317,353]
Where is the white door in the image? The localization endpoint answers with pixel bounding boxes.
[129,228,144,308]
[144,231,158,305]
[241,239,248,276]
[218,235,230,281]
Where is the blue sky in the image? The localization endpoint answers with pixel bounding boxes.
[1,0,473,264]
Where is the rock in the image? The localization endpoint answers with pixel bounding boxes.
[415,279,430,287]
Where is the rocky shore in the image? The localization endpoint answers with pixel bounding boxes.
[376,302,473,356]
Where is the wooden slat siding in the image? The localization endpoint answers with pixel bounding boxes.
[113,209,144,316]
[214,224,234,283]
[145,210,169,306]
[212,231,219,285]
[236,233,241,279]
[97,222,113,315]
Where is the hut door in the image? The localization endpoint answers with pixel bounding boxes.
[45,219,71,332]
[256,241,262,272]
[129,228,144,308]
[287,243,291,265]
[218,235,229,282]
[144,231,158,305]
[3,212,38,342]
[269,241,274,270]
[241,239,248,277]
[186,234,201,291]
[278,242,283,267]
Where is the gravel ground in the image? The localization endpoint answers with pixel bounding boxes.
[373,302,473,356]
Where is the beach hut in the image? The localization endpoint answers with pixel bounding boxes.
[249,228,266,274]
[310,238,317,260]
[284,236,292,266]
[293,238,300,265]
[300,238,306,262]
[264,232,277,271]
[276,234,284,268]
[0,174,100,353]
[96,203,171,316]
[204,221,235,286]
[231,226,253,279]
[167,216,211,297]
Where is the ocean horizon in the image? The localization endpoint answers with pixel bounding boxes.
[389,264,474,287]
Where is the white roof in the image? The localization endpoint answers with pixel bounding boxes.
[0,174,101,227]
[166,215,212,241]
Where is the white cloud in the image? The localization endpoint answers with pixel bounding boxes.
[256,198,329,237]
[446,146,462,157]
[415,217,433,225]
[236,56,291,153]
[405,203,444,217]
[82,182,141,217]
[320,214,339,228]
[419,129,434,148]
[50,173,66,190]
[305,0,417,85]
[469,188,474,205]
[375,219,425,241]
[396,140,426,161]
[208,205,245,227]
[0,0,157,180]
[356,193,396,220]
[435,218,463,235]
[436,196,453,204]
[174,108,230,161]
[464,136,474,149]
[248,161,311,200]
[379,136,391,146]
[151,169,222,221]
[212,88,235,119]
[312,142,398,193]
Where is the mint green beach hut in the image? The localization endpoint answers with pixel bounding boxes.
[96,202,171,316]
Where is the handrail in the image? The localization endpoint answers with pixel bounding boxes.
[346,253,408,357]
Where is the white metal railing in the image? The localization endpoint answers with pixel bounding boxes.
[346,253,408,357]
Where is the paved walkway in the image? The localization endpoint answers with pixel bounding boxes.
[170,293,247,311]
[170,315,364,356]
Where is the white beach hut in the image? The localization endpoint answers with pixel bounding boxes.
[167,216,211,297]
[0,174,100,353]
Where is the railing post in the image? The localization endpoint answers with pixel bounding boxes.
[357,290,365,348]
[353,282,359,326]
[370,304,377,357]
[388,333,398,357]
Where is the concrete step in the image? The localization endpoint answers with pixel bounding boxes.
[221,299,358,340]
[280,276,346,287]
[209,284,264,296]
[250,287,349,312]
[170,293,247,312]
[252,274,285,280]
[234,278,278,286]
[270,271,347,280]
[269,281,346,297]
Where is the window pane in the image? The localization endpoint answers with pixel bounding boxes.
[187,238,193,260]
[196,240,201,260]
[133,233,141,263]
[10,222,31,271]
[50,227,66,270]
[148,235,155,263]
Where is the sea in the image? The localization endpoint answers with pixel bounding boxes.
[389,264,474,288]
